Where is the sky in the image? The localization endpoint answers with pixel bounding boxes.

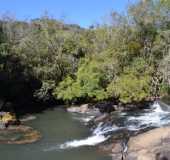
[0,0,136,28]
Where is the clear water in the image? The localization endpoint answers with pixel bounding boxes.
[0,108,111,160]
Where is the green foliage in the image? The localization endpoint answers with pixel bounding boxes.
[1,0,170,105]
[107,73,151,103]
[107,58,152,103]
[160,83,170,96]
[53,76,75,101]
[54,59,107,101]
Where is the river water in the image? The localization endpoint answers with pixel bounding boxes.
[0,108,111,160]
[1,101,170,160]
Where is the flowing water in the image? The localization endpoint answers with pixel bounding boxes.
[0,101,170,160]
[57,101,170,150]
[0,108,111,160]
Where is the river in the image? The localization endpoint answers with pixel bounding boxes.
[1,101,170,160]
[0,108,111,160]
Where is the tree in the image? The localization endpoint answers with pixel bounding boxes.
[107,58,152,103]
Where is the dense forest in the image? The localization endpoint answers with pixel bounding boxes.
[0,0,170,114]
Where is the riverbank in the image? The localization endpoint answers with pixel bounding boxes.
[125,126,170,160]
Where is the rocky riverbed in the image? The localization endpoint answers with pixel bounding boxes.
[125,127,170,160]
[67,101,170,160]
[0,125,41,144]
[1,100,170,160]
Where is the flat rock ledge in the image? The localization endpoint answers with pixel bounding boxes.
[0,125,41,144]
[126,126,170,160]
[67,104,100,114]
[111,126,170,160]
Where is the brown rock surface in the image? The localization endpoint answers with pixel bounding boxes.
[125,127,170,160]
[67,104,90,113]
[0,125,41,144]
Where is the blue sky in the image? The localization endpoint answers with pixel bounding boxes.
[0,0,136,27]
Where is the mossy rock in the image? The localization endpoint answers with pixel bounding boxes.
[0,125,41,144]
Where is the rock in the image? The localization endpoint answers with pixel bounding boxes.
[155,152,170,160]
[111,143,123,154]
[122,101,152,111]
[0,125,41,144]
[93,113,110,123]
[95,102,116,113]
[0,112,19,127]
[126,127,170,160]
[67,104,91,113]
[0,112,16,123]
[79,104,89,113]
[99,142,122,153]
[100,141,124,160]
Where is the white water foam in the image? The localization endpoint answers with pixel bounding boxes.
[59,135,108,149]
[20,115,37,122]
[127,101,170,130]
[45,101,170,151]
[152,101,165,113]
[58,123,120,149]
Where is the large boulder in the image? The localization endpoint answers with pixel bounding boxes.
[125,127,170,160]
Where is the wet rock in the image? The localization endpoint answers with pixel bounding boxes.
[126,127,170,160]
[99,142,122,158]
[67,104,88,113]
[122,101,152,111]
[99,140,124,160]
[0,125,41,144]
[95,102,116,113]
[93,113,110,123]
[67,104,99,114]
[79,104,90,113]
